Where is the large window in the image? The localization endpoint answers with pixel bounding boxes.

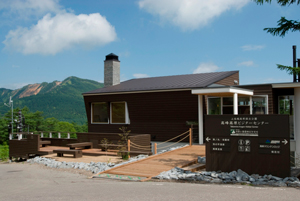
[208,96,267,115]
[91,102,109,123]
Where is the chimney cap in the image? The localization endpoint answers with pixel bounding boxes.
[105,53,119,62]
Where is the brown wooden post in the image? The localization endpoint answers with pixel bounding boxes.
[128,139,131,159]
[154,143,157,155]
[189,128,192,146]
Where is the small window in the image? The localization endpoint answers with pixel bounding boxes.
[91,102,109,123]
[111,102,129,124]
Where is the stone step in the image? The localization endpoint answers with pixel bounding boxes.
[182,163,206,172]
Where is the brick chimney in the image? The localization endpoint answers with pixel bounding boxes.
[104,53,120,87]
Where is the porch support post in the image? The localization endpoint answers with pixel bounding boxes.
[294,88,300,156]
[233,93,238,115]
[198,95,204,144]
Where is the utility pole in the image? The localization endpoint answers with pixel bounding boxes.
[4,96,13,140]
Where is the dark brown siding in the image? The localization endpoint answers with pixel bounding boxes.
[215,72,239,86]
[239,84,274,114]
[84,90,198,142]
[9,134,40,158]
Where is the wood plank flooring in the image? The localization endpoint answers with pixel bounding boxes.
[97,145,205,178]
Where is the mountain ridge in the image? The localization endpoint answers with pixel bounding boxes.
[0,76,103,124]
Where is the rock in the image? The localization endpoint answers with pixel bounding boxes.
[273,181,287,187]
[250,174,260,180]
[211,172,219,178]
[229,171,237,178]
[201,171,211,176]
[249,177,256,182]
[287,181,300,187]
[271,176,282,181]
[197,156,206,164]
[203,177,212,182]
[186,173,196,178]
[196,175,204,181]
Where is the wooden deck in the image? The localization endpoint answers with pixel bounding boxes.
[96,145,205,179]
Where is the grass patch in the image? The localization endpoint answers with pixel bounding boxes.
[0,143,9,161]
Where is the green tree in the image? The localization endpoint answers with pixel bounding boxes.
[0,106,88,144]
[254,0,300,75]
[39,117,59,132]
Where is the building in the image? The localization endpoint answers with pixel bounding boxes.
[83,53,300,159]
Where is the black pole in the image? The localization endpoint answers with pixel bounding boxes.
[293,45,297,82]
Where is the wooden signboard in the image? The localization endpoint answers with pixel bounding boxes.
[205,115,290,178]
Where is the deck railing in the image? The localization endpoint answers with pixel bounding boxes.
[9,131,77,140]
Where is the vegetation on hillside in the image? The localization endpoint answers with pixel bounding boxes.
[0,76,103,124]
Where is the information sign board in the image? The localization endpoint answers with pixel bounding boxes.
[205,115,290,178]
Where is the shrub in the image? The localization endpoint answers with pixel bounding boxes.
[0,143,9,161]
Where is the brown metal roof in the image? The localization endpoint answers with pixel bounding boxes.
[83,71,238,95]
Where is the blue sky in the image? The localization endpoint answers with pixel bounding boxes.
[0,0,299,89]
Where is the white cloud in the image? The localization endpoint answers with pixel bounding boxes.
[241,45,265,51]
[0,0,62,18]
[138,0,249,31]
[237,60,254,66]
[193,62,220,74]
[133,73,150,78]
[3,12,117,55]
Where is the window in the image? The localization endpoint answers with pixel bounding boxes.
[208,97,221,115]
[208,96,267,115]
[91,102,109,123]
[252,96,267,114]
[111,102,126,123]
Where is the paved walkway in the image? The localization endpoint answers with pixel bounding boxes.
[97,145,205,179]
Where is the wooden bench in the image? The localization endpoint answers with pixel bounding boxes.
[39,140,51,147]
[66,142,93,149]
[53,149,82,158]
